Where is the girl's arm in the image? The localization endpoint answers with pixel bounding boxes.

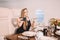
[17,18,23,27]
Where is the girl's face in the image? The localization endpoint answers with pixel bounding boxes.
[24,9,28,17]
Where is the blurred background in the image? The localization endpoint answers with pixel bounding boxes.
[0,0,60,37]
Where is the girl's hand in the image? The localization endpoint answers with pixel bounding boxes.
[26,16,30,21]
